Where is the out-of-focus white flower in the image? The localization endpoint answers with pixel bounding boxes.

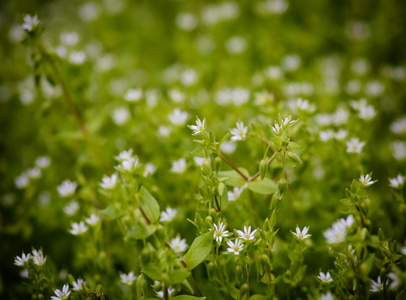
[390,117,406,135]
[168,109,189,126]
[392,141,406,160]
[292,226,311,240]
[32,249,47,266]
[359,105,376,120]
[35,156,51,168]
[15,173,29,189]
[57,180,77,197]
[333,108,349,126]
[196,35,216,56]
[60,32,79,46]
[230,121,248,141]
[22,15,40,31]
[171,158,187,174]
[188,117,206,135]
[315,114,333,127]
[118,157,140,173]
[227,238,244,255]
[317,272,333,283]
[160,207,177,222]
[282,54,301,71]
[345,79,361,95]
[365,80,384,97]
[120,272,137,286]
[253,90,274,105]
[319,291,334,300]
[389,175,405,189]
[225,36,247,55]
[63,200,80,216]
[156,287,175,298]
[370,276,383,292]
[201,2,239,26]
[70,221,88,235]
[335,129,348,141]
[319,130,335,142]
[360,174,375,187]
[220,141,237,154]
[143,163,157,177]
[115,149,133,161]
[193,157,205,166]
[27,167,41,179]
[85,214,100,226]
[69,51,86,65]
[111,107,130,126]
[346,138,365,153]
[351,58,370,75]
[256,0,289,15]
[339,215,355,228]
[236,226,257,241]
[14,252,31,266]
[170,237,188,253]
[124,88,143,102]
[20,268,29,278]
[324,222,347,244]
[213,222,229,244]
[158,126,171,137]
[72,278,86,291]
[176,12,198,31]
[264,66,284,80]
[180,69,198,86]
[388,270,402,290]
[168,89,185,103]
[288,98,316,113]
[100,174,118,190]
[228,185,246,202]
[272,123,282,135]
[215,88,250,106]
[51,284,70,300]
[79,2,100,22]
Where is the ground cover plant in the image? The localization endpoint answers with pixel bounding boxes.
[1,0,406,299]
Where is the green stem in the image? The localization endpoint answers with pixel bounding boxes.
[250,151,279,182]
[216,151,249,181]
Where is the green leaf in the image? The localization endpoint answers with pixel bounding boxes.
[288,142,302,150]
[219,185,228,210]
[218,168,249,187]
[99,205,123,219]
[127,224,157,240]
[248,178,276,195]
[139,187,160,223]
[184,232,213,270]
[165,269,191,285]
[171,296,206,300]
[143,265,162,281]
[190,147,212,158]
[250,295,268,300]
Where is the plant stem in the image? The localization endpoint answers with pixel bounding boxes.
[250,151,279,182]
[216,151,249,181]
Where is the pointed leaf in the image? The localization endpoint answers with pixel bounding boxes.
[184,232,213,270]
[139,187,160,223]
[248,178,276,195]
[218,168,249,187]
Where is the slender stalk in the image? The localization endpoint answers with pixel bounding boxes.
[139,207,151,225]
[213,194,220,212]
[250,151,279,182]
[216,151,249,181]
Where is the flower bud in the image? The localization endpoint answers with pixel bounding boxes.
[215,156,222,173]
[235,265,244,286]
[286,151,302,165]
[238,284,249,299]
[259,160,267,180]
[136,274,148,298]
[218,182,225,196]
[205,215,213,226]
[202,158,211,175]
[207,262,216,281]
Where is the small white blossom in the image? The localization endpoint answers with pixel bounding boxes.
[85,214,100,226]
[333,108,349,126]
[63,200,79,216]
[272,123,282,135]
[188,117,206,135]
[324,222,347,244]
[292,226,311,240]
[359,105,376,120]
[193,157,205,166]
[213,222,229,244]
[230,121,248,141]
[389,174,405,189]
[335,129,348,141]
[281,115,298,128]
[317,271,333,283]
[100,174,118,190]
[20,268,29,278]
[228,186,245,201]
[392,140,406,160]
[14,252,31,266]
[51,284,71,300]
[69,51,86,65]
[227,238,244,255]
[346,138,365,154]
[111,107,130,126]
[339,215,355,228]
[170,237,188,253]
[390,117,406,135]
[319,130,335,142]
[60,32,79,46]
[70,221,88,235]
[156,287,175,298]
[22,15,40,32]
[124,88,143,102]
[388,270,401,290]
[370,276,383,292]
[220,141,237,154]
[319,291,334,300]
[115,149,133,161]
[143,163,157,177]
[15,173,29,189]
[72,278,86,291]
[360,174,375,187]
[32,249,46,266]
[236,226,257,241]
[35,156,51,168]
[171,158,187,174]
[180,69,198,86]
[120,272,137,286]
[57,180,77,197]
[168,108,189,126]
[168,89,185,103]
[401,246,406,255]
[118,157,140,172]
[158,126,171,137]
[160,207,177,222]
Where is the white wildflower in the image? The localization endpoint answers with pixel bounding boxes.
[15,173,29,189]
[392,140,406,160]
[388,270,401,290]
[63,200,79,216]
[230,121,248,141]
[188,117,206,135]
[57,180,77,197]
[100,174,118,190]
[339,215,355,228]
[72,278,86,291]
[32,249,46,266]
[70,221,88,235]
[35,156,51,168]
[156,287,175,298]
[60,32,79,46]
[160,208,177,222]
[220,141,237,154]
[51,284,70,300]
[227,238,244,255]
[171,158,187,174]
[317,271,333,283]
[335,129,348,141]
[22,15,40,32]
[168,109,189,126]
[370,276,383,292]
[120,272,137,286]
[360,174,375,187]
[117,157,140,172]
[324,222,347,244]
[143,163,157,177]
[292,226,311,240]
[319,291,334,300]
[111,107,130,126]
[176,13,198,31]
[389,175,405,189]
[170,237,188,253]
[14,252,31,266]
[168,89,185,103]
[225,36,247,55]
[319,130,335,142]
[180,69,198,86]
[228,186,245,201]
[213,222,229,244]
[85,214,100,226]
[390,117,406,135]
[20,269,29,278]
[346,138,365,153]
[158,126,171,137]
[69,51,86,65]
[236,226,257,241]
[359,105,376,120]
[124,88,143,102]
[115,149,133,161]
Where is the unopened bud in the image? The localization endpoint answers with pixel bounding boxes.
[205,216,213,225]
[218,182,225,196]
[202,159,211,175]
[207,262,216,281]
[136,274,148,298]
[286,151,302,164]
[215,156,222,173]
[238,284,249,299]
[259,160,267,180]
[235,265,244,285]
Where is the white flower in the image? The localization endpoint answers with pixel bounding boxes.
[32,249,46,266]
[170,237,188,253]
[171,158,187,174]
[359,105,376,120]
[168,108,189,126]
[392,140,406,160]
[324,222,347,244]
[228,186,245,201]
[176,12,198,31]
[292,226,311,240]
[370,276,383,292]
[389,174,405,189]
[111,107,130,126]
[100,174,118,190]
[388,270,401,290]
[188,117,206,135]
[158,126,171,137]
[236,226,257,241]
[115,149,133,161]
[272,123,282,135]
[63,200,79,216]
[35,156,51,168]
[156,287,175,298]
[360,174,375,186]
[15,173,29,189]
[60,32,79,45]
[230,121,248,141]
[143,163,157,177]
[225,36,247,55]
[51,284,71,300]
[319,291,334,300]
[390,117,406,135]
[253,90,274,105]
[401,246,406,255]
[180,69,198,86]
[227,238,244,255]
[339,215,355,228]
[69,51,86,65]
[220,141,237,154]
[160,207,177,222]
[70,221,88,235]
[119,157,140,172]
[317,271,333,283]
[20,268,29,278]
[346,138,365,153]
[168,89,185,103]
[319,130,335,142]
[124,88,143,102]
[72,278,86,291]
[120,272,137,286]
[22,15,40,31]
[281,115,298,128]
[282,54,301,71]
[213,222,229,244]
[193,157,205,166]
[333,108,349,126]
[57,180,77,197]
[85,214,100,226]
[335,129,348,141]
[14,252,31,266]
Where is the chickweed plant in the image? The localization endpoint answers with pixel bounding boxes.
[1,1,406,299]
